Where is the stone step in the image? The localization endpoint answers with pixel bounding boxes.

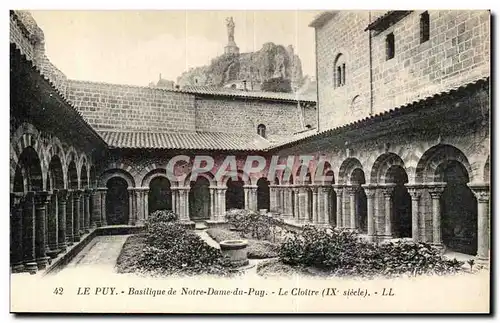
[194,222,208,230]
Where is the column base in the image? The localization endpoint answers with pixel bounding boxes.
[11,263,25,273]
[46,249,61,259]
[179,220,195,230]
[431,243,446,254]
[84,228,90,233]
[475,256,490,268]
[95,221,102,228]
[24,262,38,275]
[58,242,68,252]
[73,235,81,242]
[36,256,50,270]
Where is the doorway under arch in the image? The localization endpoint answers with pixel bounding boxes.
[439,161,477,255]
[387,165,412,238]
[148,176,172,213]
[106,177,129,225]
[257,177,270,211]
[189,177,211,220]
[226,177,245,210]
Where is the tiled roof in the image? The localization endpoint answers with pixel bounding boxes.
[10,43,107,148]
[365,10,412,31]
[179,85,316,103]
[99,131,271,151]
[308,11,337,28]
[268,76,490,150]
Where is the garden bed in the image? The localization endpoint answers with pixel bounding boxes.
[115,210,235,277]
[206,228,279,259]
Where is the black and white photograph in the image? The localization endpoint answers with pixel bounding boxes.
[8,6,491,314]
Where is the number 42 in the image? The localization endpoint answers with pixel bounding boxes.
[53,287,64,295]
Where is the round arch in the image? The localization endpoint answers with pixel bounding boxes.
[99,169,136,188]
[415,144,473,183]
[370,152,407,184]
[338,157,363,185]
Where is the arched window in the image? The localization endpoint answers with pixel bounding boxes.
[257,124,266,138]
[333,53,346,88]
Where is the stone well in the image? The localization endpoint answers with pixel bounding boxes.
[219,240,249,267]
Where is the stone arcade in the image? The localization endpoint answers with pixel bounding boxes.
[10,10,490,275]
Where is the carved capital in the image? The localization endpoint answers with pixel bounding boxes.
[34,191,50,206]
[405,184,425,200]
[345,185,359,195]
[381,184,396,197]
[11,192,25,206]
[332,184,344,196]
[361,184,377,197]
[467,183,490,203]
[428,182,447,198]
[57,189,69,202]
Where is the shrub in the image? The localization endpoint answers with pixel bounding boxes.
[138,220,232,276]
[225,209,286,242]
[147,209,178,225]
[279,225,464,278]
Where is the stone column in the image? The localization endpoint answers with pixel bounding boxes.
[46,189,60,258]
[362,184,377,241]
[127,188,136,225]
[316,186,330,225]
[296,186,306,223]
[82,189,90,232]
[293,187,300,220]
[171,187,179,216]
[34,191,50,270]
[91,189,101,227]
[283,185,293,219]
[406,184,424,242]
[381,184,395,239]
[135,188,148,226]
[310,185,319,223]
[269,184,278,213]
[468,183,490,262]
[244,185,258,211]
[209,186,218,221]
[346,186,357,229]
[79,192,85,235]
[97,188,107,226]
[333,185,343,228]
[10,192,25,272]
[428,183,446,246]
[57,190,68,252]
[22,192,37,274]
[177,187,192,223]
[66,190,74,245]
[219,187,227,221]
[73,190,82,242]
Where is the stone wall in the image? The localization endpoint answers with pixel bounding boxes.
[315,11,371,131]
[371,10,490,113]
[315,10,490,131]
[195,97,316,141]
[66,80,197,132]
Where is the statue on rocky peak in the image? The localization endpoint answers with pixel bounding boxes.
[226,17,235,43]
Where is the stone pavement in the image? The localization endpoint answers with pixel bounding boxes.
[66,235,130,270]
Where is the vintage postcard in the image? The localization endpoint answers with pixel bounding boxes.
[9,9,491,314]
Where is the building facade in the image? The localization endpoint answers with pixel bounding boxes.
[9,10,490,275]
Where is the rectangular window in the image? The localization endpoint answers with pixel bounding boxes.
[386,33,395,60]
[420,11,430,43]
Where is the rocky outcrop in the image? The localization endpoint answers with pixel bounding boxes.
[176,42,305,92]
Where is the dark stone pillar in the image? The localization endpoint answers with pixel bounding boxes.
[57,189,68,252]
[66,190,74,245]
[34,191,50,270]
[79,191,85,235]
[84,189,91,232]
[10,193,25,273]
[92,189,101,227]
[46,189,60,259]
[22,192,37,274]
[73,190,82,242]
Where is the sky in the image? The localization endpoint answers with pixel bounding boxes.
[29,10,320,86]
